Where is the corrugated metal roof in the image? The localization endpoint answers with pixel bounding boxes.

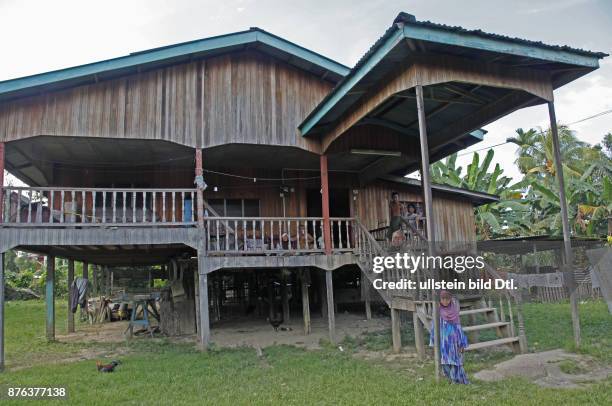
[405,14,607,59]
[0,28,350,102]
[299,12,607,136]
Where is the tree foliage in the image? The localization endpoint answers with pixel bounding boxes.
[432,125,612,240]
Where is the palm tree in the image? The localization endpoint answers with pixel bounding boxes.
[508,126,611,237]
[432,127,611,238]
[507,125,586,179]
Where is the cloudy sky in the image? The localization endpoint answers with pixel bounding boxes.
[1,0,610,181]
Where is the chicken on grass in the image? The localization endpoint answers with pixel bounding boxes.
[96,360,121,373]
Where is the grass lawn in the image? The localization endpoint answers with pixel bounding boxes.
[0,299,610,405]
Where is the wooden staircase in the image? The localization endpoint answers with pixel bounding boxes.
[353,219,524,353]
[414,300,521,352]
[353,221,423,307]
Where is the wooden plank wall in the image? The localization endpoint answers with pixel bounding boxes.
[0,51,331,153]
[354,181,477,242]
[321,54,553,152]
[201,170,358,218]
[201,168,311,218]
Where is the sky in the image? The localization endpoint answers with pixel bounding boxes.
[1,0,611,182]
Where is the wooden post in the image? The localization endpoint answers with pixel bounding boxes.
[46,255,55,342]
[533,244,540,274]
[82,261,89,280]
[197,252,210,350]
[325,270,335,343]
[391,308,401,353]
[514,293,528,353]
[105,266,110,296]
[195,149,205,228]
[0,252,5,371]
[214,275,222,321]
[194,271,201,334]
[92,265,98,296]
[101,266,106,295]
[320,155,332,255]
[548,101,580,347]
[0,142,4,223]
[363,276,372,320]
[267,275,275,320]
[301,269,311,335]
[413,311,425,359]
[320,273,328,319]
[281,269,290,322]
[416,84,440,380]
[67,260,75,333]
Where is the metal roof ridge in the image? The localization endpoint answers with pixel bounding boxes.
[298,11,607,136]
[0,28,350,97]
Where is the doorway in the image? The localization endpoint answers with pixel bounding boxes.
[306,188,351,248]
[306,188,350,218]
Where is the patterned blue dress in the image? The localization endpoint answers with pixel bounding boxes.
[429,319,469,384]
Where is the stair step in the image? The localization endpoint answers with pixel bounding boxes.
[460,307,496,316]
[463,321,509,332]
[465,336,519,351]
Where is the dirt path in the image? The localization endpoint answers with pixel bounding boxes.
[474,349,611,388]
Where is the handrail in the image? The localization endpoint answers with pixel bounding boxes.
[203,217,355,254]
[1,186,198,227]
[403,216,515,300]
[2,186,196,192]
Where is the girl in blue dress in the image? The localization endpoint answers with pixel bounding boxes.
[429,290,469,384]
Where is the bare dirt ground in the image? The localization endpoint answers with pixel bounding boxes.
[474,349,612,388]
[210,312,388,349]
[55,312,388,350]
[58,320,134,344]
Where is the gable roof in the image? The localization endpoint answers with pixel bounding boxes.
[299,12,607,136]
[0,28,350,102]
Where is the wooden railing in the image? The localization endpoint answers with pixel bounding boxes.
[354,220,428,303]
[369,216,427,242]
[0,186,197,227]
[204,217,356,254]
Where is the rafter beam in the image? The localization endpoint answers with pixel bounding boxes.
[359,118,418,136]
[443,84,490,104]
[394,93,482,105]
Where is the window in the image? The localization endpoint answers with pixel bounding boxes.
[206,198,260,217]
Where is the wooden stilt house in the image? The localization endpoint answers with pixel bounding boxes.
[0,12,606,366]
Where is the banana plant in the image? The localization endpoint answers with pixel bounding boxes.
[431,150,527,239]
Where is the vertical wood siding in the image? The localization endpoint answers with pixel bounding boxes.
[355,181,477,242]
[0,51,331,153]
